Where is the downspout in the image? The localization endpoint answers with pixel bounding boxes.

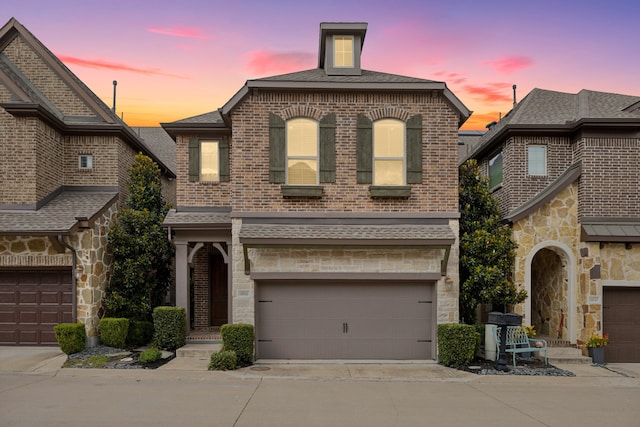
[57,235,77,325]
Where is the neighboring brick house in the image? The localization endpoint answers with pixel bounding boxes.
[162,22,470,360]
[465,88,640,362]
[0,18,176,345]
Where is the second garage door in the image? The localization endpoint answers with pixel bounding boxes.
[603,287,640,362]
[0,269,73,345]
[256,281,434,360]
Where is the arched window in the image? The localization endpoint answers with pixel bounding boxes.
[373,119,405,185]
[287,118,319,185]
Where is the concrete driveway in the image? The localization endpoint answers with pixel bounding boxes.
[0,346,66,372]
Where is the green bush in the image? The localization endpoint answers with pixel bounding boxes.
[474,323,486,347]
[221,323,254,367]
[437,323,480,368]
[153,306,186,351]
[127,320,154,347]
[98,318,129,349]
[138,347,162,364]
[208,350,237,371]
[53,323,86,355]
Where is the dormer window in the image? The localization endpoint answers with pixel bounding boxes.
[334,36,354,68]
[319,22,367,76]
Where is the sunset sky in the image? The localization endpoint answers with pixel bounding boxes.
[4,0,638,130]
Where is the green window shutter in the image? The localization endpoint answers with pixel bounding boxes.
[406,114,422,184]
[269,113,286,183]
[188,138,200,182]
[219,137,230,182]
[319,113,336,183]
[356,114,372,184]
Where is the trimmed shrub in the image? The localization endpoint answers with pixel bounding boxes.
[473,323,486,347]
[208,350,237,371]
[98,318,129,349]
[138,347,162,364]
[127,320,154,347]
[437,323,480,368]
[220,323,254,367]
[54,323,86,355]
[153,306,186,351]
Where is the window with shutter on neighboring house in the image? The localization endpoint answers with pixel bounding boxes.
[188,137,230,183]
[287,118,319,185]
[357,114,422,195]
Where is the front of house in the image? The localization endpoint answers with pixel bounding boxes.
[163,23,470,359]
[0,18,176,346]
[466,88,640,362]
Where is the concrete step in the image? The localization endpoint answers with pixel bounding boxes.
[176,343,222,358]
[547,347,592,364]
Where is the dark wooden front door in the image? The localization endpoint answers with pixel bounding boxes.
[209,253,228,326]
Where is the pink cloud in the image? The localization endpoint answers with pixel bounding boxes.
[147,26,208,39]
[432,71,466,85]
[245,50,314,75]
[58,55,187,79]
[463,82,513,103]
[482,55,533,74]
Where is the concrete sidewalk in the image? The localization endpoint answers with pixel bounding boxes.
[2,345,639,383]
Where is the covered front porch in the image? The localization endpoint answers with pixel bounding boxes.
[163,209,232,335]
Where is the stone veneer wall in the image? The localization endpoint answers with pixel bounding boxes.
[0,204,117,341]
[230,218,460,325]
[67,204,117,339]
[530,248,567,338]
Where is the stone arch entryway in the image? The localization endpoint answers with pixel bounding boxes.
[525,241,576,343]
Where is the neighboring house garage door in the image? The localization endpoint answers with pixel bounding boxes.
[603,287,640,362]
[256,281,434,359]
[0,269,73,345]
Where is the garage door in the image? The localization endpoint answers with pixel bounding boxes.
[603,287,640,362]
[256,281,434,360]
[0,269,73,345]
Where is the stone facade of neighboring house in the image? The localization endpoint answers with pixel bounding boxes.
[0,18,176,345]
[163,22,470,360]
[465,88,640,362]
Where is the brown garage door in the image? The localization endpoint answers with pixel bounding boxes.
[603,287,640,362]
[256,281,434,360]
[0,269,73,345]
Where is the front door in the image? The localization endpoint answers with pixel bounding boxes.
[209,252,228,326]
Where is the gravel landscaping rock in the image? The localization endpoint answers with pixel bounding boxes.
[64,345,175,369]
[459,356,575,376]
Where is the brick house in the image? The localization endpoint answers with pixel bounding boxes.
[465,88,640,362]
[162,22,470,359]
[0,18,176,345]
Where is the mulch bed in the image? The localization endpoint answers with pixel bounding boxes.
[63,345,175,370]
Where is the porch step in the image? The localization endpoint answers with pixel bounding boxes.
[547,346,592,364]
[176,343,222,358]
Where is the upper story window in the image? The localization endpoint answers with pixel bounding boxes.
[528,145,547,176]
[188,138,229,183]
[287,118,319,185]
[200,141,219,182]
[373,119,405,185]
[334,36,354,68]
[488,151,503,189]
[78,154,93,170]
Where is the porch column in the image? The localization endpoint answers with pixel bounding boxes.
[175,242,190,333]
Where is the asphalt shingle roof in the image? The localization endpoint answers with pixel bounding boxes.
[255,68,442,84]
[131,127,176,173]
[239,223,455,244]
[169,111,224,125]
[163,209,231,228]
[0,190,117,234]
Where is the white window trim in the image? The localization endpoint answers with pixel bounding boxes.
[373,118,406,186]
[528,145,547,176]
[333,35,354,68]
[200,140,220,183]
[78,154,93,170]
[286,118,319,185]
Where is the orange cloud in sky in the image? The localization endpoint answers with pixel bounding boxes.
[58,55,187,79]
[463,112,503,130]
[245,50,314,76]
[147,26,208,39]
[463,82,513,103]
[482,55,533,74]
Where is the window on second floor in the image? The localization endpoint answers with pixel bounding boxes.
[373,119,405,185]
[528,145,547,176]
[488,151,503,189]
[188,138,229,183]
[78,154,93,170]
[287,118,319,185]
[334,36,354,68]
